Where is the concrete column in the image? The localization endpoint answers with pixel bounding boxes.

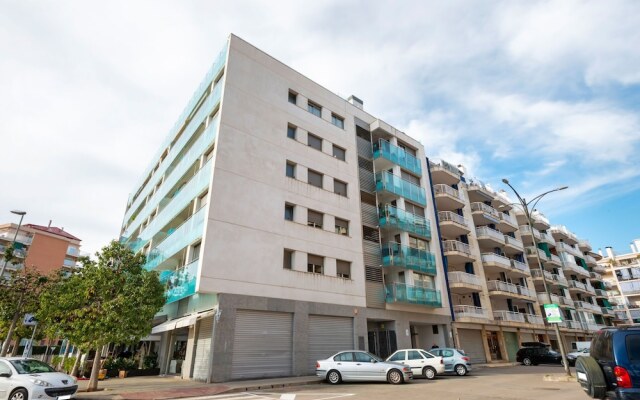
[292,303,308,376]
[481,325,492,362]
[497,330,509,361]
[182,324,198,379]
[325,257,337,277]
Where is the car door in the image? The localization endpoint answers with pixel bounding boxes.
[354,351,385,381]
[440,349,455,371]
[333,352,357,381]
[0,361,12,400]
[405,350,427,375]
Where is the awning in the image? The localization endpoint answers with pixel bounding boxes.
[150,309,217,334]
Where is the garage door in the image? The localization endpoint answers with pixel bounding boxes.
[457,329,486,363]
[192,317,213,381]
[231,310,293,379]
[308,315,354,373]
[503,332,518,362]
[520,332,535,344]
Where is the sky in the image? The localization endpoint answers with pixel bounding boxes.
[1,0,639,256]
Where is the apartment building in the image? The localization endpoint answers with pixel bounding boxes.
[120,34,451,382]
[0,222,81,279]
[598,241,640,324]
[429,162,614,363]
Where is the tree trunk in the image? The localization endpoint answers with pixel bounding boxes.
[71,349,82,377]
[138,342,146,369]
[0,304,21,356]
[59,341,71,372]
[10,337,21,357]
[87,347,102,392]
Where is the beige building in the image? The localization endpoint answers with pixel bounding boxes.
[429,162,615,363]
[597,241,640,324]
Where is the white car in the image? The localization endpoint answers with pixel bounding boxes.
[0,358,77,400]
[386,349,445,379]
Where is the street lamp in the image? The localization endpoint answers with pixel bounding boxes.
[501,179,572,377]
[0,210,27,279]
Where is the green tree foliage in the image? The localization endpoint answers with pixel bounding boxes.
[38,241,165,391]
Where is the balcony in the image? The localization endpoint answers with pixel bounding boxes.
[497,212,518,232]
[539,232,556,246]
[382,242,437,275]
[562,260,590,277]
[590,271,603,281]
[525,246,548,262]
[574,301,594,312]
[66,246,79,257]
[511,259,530,275]
[470,202,501,225]
[551,226,578,244]
[385,282,442,307]
[585,254,598,267]
[467,181,496,202]
[601,307,615,317]
[373,139,422,176]
[429,160,461,186]
[531,268,553,282]
[476,226,505,247]
[593,264,606,274]
[487,280,534,299]
[0,232,32,245]
[556,242,581,257]
[526,314,545,325]
[566,320,582,330]
[551,273,569,287]
[537,292,559,304]
[568,279,589,293]
[379,205,431,239]
[159,259,198,304]
[595,289,607,298]
[531,212,551,230]
[433,184,466,211]
[504,236,524,255]
[442,240,475,264]
[448,271,484,293]
[454,305,489,320]
[558,296,575,308]
[438,211,471,237]
[62,259,76,268]
[375,171,426,206]
[578,240,592,252]
[493,310,525,323]
[547,254,563,268]
[481,253,529,276]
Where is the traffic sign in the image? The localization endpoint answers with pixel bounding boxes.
[23,314,37,326]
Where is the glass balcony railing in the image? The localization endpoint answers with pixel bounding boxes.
[159,259,199,304]
[385,282,442,307]
[379,205,431,239]
[63,259,76,268]
[373,139,422,176]
[382,242,436,275]
[144,206,206,270]
[375,171,426,206]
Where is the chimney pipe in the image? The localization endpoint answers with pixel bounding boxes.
[633,239,640,255]
[598,248,603,257]
[48,220,52,228]
[605,246,615,259]
[348,95,363,110]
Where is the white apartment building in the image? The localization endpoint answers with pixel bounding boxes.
[429,164,615,363]
[598,241,640,324]
[120,34,451,382]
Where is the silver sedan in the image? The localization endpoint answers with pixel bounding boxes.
[316,350,412,384]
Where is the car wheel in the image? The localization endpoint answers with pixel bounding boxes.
[387,369,404,384]
[455,364,468,376]
[327,370,342,385]
[10,389,28,400]
[522,357,532,366]
[423,366,436,380]
[575,357,607,399]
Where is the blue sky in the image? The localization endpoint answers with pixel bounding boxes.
[0,0,638,255]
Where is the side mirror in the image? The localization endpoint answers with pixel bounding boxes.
[0,372,11,378]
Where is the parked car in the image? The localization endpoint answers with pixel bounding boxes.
[516,346,564,366]
[576,326,640,400]
[428,348,471,376]
[0,357,78,400]
[567,348,590,366]
[316,350,412,385]
[386,349,445,379]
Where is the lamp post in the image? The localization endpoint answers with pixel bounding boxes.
[0,210,27,279]
[501,179,572,377]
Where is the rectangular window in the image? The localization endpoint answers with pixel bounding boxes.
[307,101,322,117]
[307,254,324,274]
[409,236,429,251]
[307,133,322,151]
[332,145,346,161]
[287,124,297,139]
[307,209,323,229]
[404,201,425,217]
[308,169,323,188]
[191,242,201,262]
[401,170,420,185]
[337,260,351,279]
[286,161,296,178]
[288,90,297,105]
[334,179,347,197]
[331,113,344,129]
[284,204,294,221]
[335,218,349,235]
[283,249,293,270]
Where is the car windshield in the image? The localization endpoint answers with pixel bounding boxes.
[368,353,383,362]
[457,349,467,355]
[548,350,559,355]
[10,359,55,374]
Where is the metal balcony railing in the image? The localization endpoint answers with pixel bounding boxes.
[526,314,545,325]
[504,235,524,250]
[433,184,463,200]
[442,240,473,255]
[470,202,500,219]
[493,310,525,323]
[438,211,469,227]
[453,305,488,319]
[481,253,512,268]
[448,271,483,287]
[476,226,505,242]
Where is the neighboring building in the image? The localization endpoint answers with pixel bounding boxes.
[597,241,640,325]
[0,222,81,279]
[429,164,614,363]
[120,34,451,382]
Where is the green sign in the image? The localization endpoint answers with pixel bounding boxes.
[544,303,563,323]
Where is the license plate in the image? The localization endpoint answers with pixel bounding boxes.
[58,396,71,400]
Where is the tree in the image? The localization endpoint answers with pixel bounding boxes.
[38,241,166,391]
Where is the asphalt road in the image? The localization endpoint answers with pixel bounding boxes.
[187,365,587,400]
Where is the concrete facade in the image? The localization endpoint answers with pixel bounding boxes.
[597,241,640,324]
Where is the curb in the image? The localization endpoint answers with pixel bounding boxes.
[543,374,577,382]
[224,378,323,394]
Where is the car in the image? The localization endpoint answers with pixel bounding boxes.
[567,348,590,366]
[0,357,78,400]
[386,349,445,379]
[575,326,640,400]
[428,348,471,376]
[516,346,564,366]
[316,350,412,385]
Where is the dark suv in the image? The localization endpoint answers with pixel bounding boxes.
[516,345,563,366]
[576,326,640,400]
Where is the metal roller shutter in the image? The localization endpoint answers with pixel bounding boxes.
[520,333,535,344]
[457,328,486,363]
[192,317,213,381]
[307,316,354,374]
[231,310,293,379]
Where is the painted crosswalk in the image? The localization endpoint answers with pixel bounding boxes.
[184,391,355,400]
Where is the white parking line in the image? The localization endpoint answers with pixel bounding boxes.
[184,392,355,400]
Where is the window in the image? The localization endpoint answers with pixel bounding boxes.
[337,260,351,279]
[307,254,324,274]
[307,209,323,228]
[335,218,349,235]
[283,249,293,270]
[334,179,347,197]
[287,124,297,139]
[307,100,322,117]
[442,350,454,357]
[0,361,11,375]
[288,90,297,105]
[420,350,434,358]
[332,145,346,161]
[284,204,294,221]
[388,351,405,362]
[191,242,201,262]
[286,161,296,178]
[331,113,344,129]
[354,352,374,363]
[409,236,429,251]
[401,170,420,185]
[308,169,323,188]
[626,335,640,361]
[307,133,322,151]
[334,352,354,362]
[405,201,425,217]
[408,350,423,360]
